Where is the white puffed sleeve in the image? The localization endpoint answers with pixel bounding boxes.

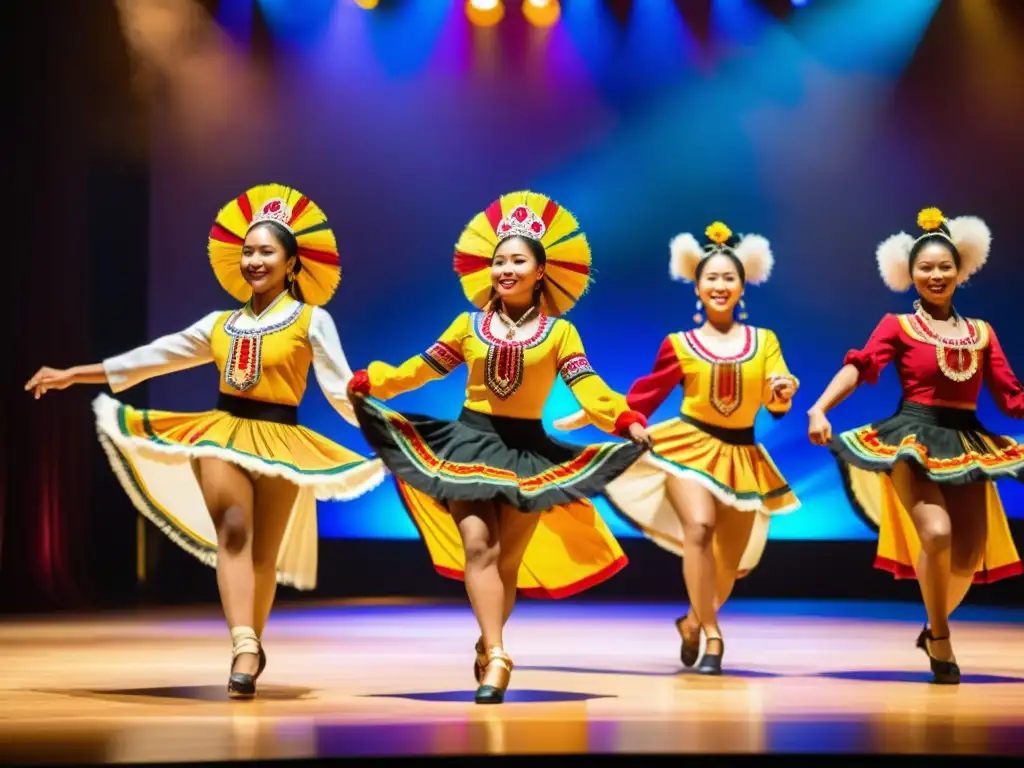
[308,306,357,426]
[103,311,221,393]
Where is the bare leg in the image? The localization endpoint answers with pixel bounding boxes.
[666,477,721,648]
[942,483,989,617]
[251,475,300,639]
[450,501,503,649]
[893,469,954,662]
[712,503,758,609]
[193,458,257,675]
[496,505,541,624]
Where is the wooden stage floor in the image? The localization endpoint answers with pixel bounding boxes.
[1,598,1023,763]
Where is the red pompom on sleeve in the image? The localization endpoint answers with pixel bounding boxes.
[348,369,371,396]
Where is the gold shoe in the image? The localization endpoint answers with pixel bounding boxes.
[473,637,487,683]
[475,647,513,705]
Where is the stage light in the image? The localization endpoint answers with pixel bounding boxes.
[353,0,379,8]
[466,0,504,28]
[523,0,561,28]
[792,0,809,6]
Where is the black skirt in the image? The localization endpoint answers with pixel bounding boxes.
[352,395,647,513]
[831,400,1024,486]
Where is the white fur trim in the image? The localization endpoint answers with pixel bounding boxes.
[93,393,387,501]
[947,215,992,284]
[875,232,915,292]
[669,233,704,283]
[733,234,774,285]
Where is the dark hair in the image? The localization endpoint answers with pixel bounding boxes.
[249,220,305,303]
[487,235,547,310]
[695,249,746,284]
[909,226,960,271]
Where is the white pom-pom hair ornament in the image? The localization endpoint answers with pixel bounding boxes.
[669,230,774,286]
[875,209,992,292]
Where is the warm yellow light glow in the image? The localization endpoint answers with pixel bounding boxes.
[523,0,560,28]
[353,0,379,9]
[466,0,504,27]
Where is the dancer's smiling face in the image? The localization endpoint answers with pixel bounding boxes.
[696,253,743,317]
[491,236,546,308]
[241,222,296,298]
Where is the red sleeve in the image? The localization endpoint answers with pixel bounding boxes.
[983,325,1024,418]
[843,314,900,385]
[625,336,684,418]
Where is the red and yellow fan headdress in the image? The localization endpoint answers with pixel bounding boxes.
[208,183,341,307]
[453,190,592,316]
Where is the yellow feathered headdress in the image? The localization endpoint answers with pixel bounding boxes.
[875,206,991,292]
[208,183,341,307]
[453,190,592,316]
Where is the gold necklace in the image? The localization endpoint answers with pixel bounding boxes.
[495,305,537,341]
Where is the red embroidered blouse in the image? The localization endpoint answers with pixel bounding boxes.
[844,313,1024,416]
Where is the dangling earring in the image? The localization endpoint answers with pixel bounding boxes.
[738,298,748,321]
[693,299,703,325]
[287,272,295,284]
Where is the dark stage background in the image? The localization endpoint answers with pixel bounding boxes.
[5,0,1024,612]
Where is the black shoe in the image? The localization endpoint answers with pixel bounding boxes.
[227,649,263,699]
[474,648,513,705]
[697,636,724,676]
[675,614,700,668]
[921,629,960,685]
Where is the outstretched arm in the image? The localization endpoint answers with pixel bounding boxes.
[309,307,359,426]
[353,313,469,401]
[554,334,682,431]
[554,323,648,437]
[983,324,1024,418]
[26,311,220,398]
[761,330,799,418]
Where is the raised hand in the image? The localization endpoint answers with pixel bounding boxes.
[25,367,77,400]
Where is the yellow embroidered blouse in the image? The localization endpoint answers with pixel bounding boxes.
[621,326,798,429]
[103,292,358,424]
[366,310,644,434]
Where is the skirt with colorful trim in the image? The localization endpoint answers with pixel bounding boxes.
[93,392,386,591]
[833,400,1023,584]
[351,395,647,598]
[601,414,799,576]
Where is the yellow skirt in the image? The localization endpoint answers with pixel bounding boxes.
[842,462,1022,583]
[603,416,799,575]
[395,479,627,598]
[94,393,386,590]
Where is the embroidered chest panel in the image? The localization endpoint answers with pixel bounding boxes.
[679,327,759,417]
[222,301,305,392]
[472,311,555,400]
[899,315,990,384]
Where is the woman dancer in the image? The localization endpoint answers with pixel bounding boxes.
[347,191,653,704]
[555,221,799,674]
[25,184,385,698]
[808,207,1023,685]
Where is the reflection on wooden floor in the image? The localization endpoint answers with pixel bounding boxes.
[1,598,1023,763]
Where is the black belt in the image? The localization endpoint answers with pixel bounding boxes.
[680,414,755,446]
[216,393,298,426]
